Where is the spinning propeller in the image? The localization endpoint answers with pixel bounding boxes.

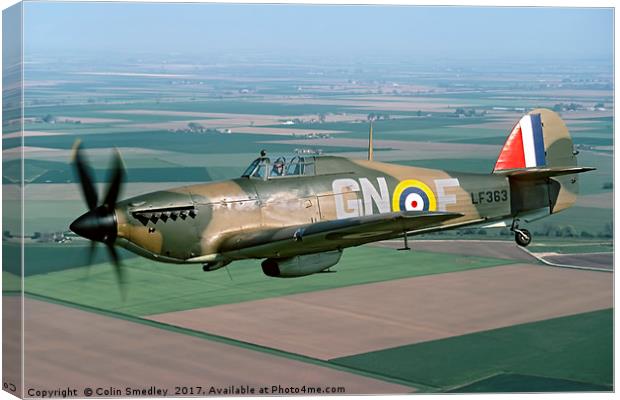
[69,141,126,293]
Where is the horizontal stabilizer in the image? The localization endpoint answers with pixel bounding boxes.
[494,166,595,180]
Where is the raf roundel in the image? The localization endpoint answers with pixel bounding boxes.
[392,179,437,212]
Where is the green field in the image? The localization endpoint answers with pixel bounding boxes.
[573,151,613,195]
[9,199,92,232]
[25,99,353,119]
[24,246,513,316]
[449,373,611,393]
[528,206,612,237]
[391,158,493,174]
[3,242,137,276]
[10,130,364,154]
[331,309,613,391]
[5,159,215,184]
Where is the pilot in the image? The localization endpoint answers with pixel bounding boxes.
[271,161,285,176]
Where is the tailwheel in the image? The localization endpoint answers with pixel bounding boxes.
[514,228,532,247]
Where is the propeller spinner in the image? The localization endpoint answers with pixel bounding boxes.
[69,141,126,292]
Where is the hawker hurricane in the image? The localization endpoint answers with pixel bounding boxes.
[70,108,593,282]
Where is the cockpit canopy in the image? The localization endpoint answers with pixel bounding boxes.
[241,156,316,179]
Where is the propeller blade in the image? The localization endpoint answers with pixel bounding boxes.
[72,140,99,211]
[103,148,125,211]
[106,244,126,300]
[88,241,97,265]
[82,241,97,280]
[72,142,127,300]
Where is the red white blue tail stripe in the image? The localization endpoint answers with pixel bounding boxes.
[494,113,546,171]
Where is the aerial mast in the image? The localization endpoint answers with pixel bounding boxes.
[367,120,374,161]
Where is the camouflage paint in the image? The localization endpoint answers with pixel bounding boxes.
[112,109,587,266]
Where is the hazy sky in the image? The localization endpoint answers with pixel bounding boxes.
[22,2,613,62]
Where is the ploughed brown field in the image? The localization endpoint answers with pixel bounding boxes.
[371,239,536,261]
[148,264,612,360]
[17,298,412,396]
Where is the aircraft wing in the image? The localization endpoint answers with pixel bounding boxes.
[218,210,463,258]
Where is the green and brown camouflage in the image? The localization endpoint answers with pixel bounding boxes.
[72,109,594,278]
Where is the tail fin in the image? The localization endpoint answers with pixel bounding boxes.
[493,109,593,218]
[494,108,577,172]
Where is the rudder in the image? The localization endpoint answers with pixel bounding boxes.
[493,109,587,219]
[494,108,577,172]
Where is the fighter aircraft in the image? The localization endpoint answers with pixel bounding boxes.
[70,108,593,282]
